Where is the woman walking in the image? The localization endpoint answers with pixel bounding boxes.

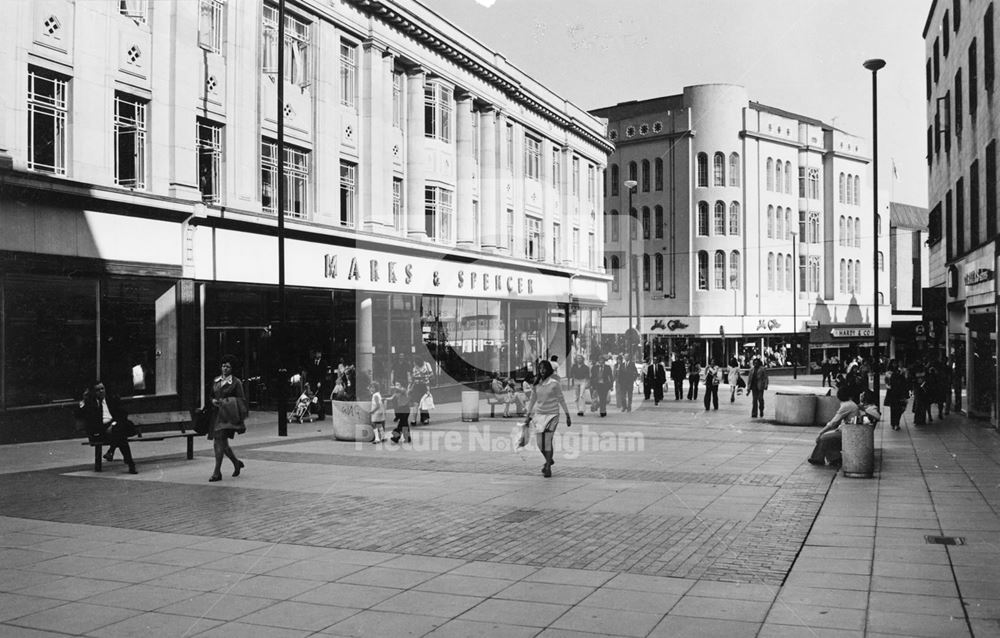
[883,360,910,431]
[524,360,572,478]
[207,355,247,482]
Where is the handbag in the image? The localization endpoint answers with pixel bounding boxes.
[191,407,211,435]
[420,393,435,411]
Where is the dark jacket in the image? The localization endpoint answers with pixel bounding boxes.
[883,370,910,406]
[670,359,686,381]
[590,362,613,389]
[75,393,132,440]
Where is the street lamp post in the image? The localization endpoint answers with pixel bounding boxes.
[790,229,798,379]
[864,58,886,405]
[624,179,638,359]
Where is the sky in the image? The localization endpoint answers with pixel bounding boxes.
[425,0,930,208]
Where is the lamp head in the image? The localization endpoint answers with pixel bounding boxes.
[863,59,886,72]
[623,179,638,190]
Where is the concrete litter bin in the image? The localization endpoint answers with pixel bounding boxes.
[461,390,480,422]
[774,393,816,425]
[841,421,876,478]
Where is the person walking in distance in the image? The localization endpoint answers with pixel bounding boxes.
[589,355,613,417]
[747,358,769,418]
[305,349,330,421]
[569,355,590,417]
[687,359,701,401]
[703,359,721,411]
[206,355,247,482]
[650,357,666,406]
[524,360,572,478]
[618,354,639,412]
[670,354,686,401]
[883,360,910,431]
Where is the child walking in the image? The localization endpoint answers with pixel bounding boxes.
[369,382,386,444]
[388,381,411,443]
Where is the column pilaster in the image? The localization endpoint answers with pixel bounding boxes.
[362,40,392,231]
[455,92,475,248]
[479,107,498,251]
[405,68,426,239]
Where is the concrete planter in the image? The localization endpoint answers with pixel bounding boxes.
[774,393,817,426]
[813,395,841,427]
[331,400,374,442]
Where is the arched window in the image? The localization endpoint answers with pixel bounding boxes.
[878,251,884,271]
[698,251,709,290]
[713,152,725,186]
[775,206,784,240]
[847,260,854,293]
[641,159,651,192]
[714,201,726,234]
[654,205,663,239]
[730,251,740,288]
[654,158,663,191]
[654,253,663,290]
[809,212,820,243]
[729,153,740,187]
[697,153,708,187]
[766,158,774,191]
[785,161,792,193]
[611,255,620,292]
[785,209,792,241]
[767,253,775,290]
[839,173,846,203]
[775,160,783,193]
[809,256,821,293]
[854,260,861,294]
[846,218,854,247]
[630,207,637,239]
[642,206,651,239]
[876,213,882,235]
[847,173,854,205]
[839,259,847,293]
[611,164,619,196]
[839,216,846,246]
[786,254,794,292]
[767,205,775,238]
[643,254,650,290]
[854,218,862,247]
[698,201,709,236]
[776,253,784,290]
[628,161,637,183]
[729,202,740,235]
[854,176,860,205]
[610,209,620,242]
[714,250,726,288]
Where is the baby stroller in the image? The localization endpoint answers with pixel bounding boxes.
[288,375,317,423]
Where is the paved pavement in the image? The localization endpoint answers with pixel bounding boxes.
[0,378,998,637]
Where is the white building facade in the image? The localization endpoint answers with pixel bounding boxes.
[0,0,610,442]
[592,85,888,369]
[924,0,998,424]
[887,203,934,365]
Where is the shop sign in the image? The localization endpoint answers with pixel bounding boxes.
[650,319,689,331]
[963,267,994,286]
[755,319,782,331]
[830,327,874,338]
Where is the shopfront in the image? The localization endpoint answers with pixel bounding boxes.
[807,323,889,368]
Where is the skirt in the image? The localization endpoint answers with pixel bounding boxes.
[533,413,559,433]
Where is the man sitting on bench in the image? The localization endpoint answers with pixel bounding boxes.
[76,381,138,474]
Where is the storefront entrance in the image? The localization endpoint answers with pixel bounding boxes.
[968,310,997,419]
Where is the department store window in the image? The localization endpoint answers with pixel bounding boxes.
[654,205,663,239]
[714,251,726,289]
[524,216,542,261]
[392,177,403,231]
[120,0,148,24]
[846,218,854,247]
[643,254,650,290]
[767,206,774,239]
[766,158,774,191]
[697,251,709,290]
[199,0,225,53]
[424,82,452,142]
[729,202,740,235]
[808,256,821,293]
[27,67,67,175]
[655,158,664,190]
[808,212,820,244]
[784,161,792,194]
[114,93,147,189]
[588,233,596,270]
[785,254,793,291]
[698,202,709,236]
[775,161,783,193]
[392,72,403,127]
[655,253,663,291]
[337,160,356,226]
[628,160,637,183]
[642,207,650,239]
[729,153,740,186]
[262,7,310,87]
[776,254,784,291]
[425,186,454,243]
[260,140,308,217]
[839,216,846,245]
[853,259,860,294]
[524,135,541,180]
[610,210,619,241]
[878,251,884,272]
[553,152,562,189]
[775,206,784,240]
[714,201,726,235]
[588,164,596,201]
[767,253,775,290]
[611,256,620,292]
[729,251,740,289]
[641,159,650,191]
[630,208,637,239]
[506,124,515,170]
[854,217,862,247]
[572,227,580,265]
[197,120,223,204]
[552,222,561,263]
[572,157,580,195]
[839,259,847,293]
[713,152,725,187]
[696,153,708,187]
[610,163,618,195]
[839,173,845,203]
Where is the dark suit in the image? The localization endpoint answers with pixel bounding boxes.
[670,360,686,400]
[590,363,613,416]
[649,363,666,405]
[75,393,135,469]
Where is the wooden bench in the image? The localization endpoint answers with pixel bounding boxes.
[82,411,198,472]
[486,395,526,418]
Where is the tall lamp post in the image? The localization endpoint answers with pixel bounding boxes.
[864,58,886,405]
[790,229,798,379]
[276,0,288,436]
[624,179,639,359]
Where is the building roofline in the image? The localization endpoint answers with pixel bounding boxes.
[748,101,846,132]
